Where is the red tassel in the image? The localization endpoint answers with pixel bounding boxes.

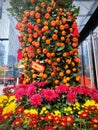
[73,26,79,37]
[17,49,22,60]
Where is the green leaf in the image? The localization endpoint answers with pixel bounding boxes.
[57,46,65,52]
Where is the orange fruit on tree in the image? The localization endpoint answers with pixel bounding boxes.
[33,32,38,38]
[30,11,35,16]
[36,59,40,63]
[41,2,46,7]
[34,41,40,47]
[35,12,41,19]
[42,36,46,41]
[64,24,69,29]
[76,75,80,81]
[62,52,68,57]
[72,37,78,43]
[59,71,64,77]
[36,48,41,54]
[44,21,49,26]
[51,72,56,77]
[32,74,37,79]
[50,52,55,57]
[28,37,32,43]
[65,83,70,87]
[69,28,73,33]
[66,59,71,64]
[31,0,35,3]
[24,11,30,17]
[56,67,60,71]
[52,34,58,40]
[61,31,66,36]
[39,72,43,77]
[61,36,65,41]
[54,79,59,85]
[43,74,48,79]
[66,38,70,44]
[72,42,78,48]
[56,57,61,63]
[71,61,75,67]
[66,69,71,75]
[62,18,67,24]
[36,18,41,24]
[72,67,77,72]
[43,48,48,54]
[48,59,52,64]
[51,20,56,27]
[46,52,51,57]
[59,25,65,31]
[45,13,50,19]
[46,7,52,13]
[46,39,51,45]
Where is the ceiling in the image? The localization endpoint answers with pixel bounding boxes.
[73,0,98,32]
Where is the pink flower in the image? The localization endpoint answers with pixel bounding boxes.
[56,84,69,94]
[92,92,98,103]
[26,85,36,97]
[30,94,42,106]
[67,92,76,103]
[46,126,54,130]
[41,89,59,101]
[15,88,25,101]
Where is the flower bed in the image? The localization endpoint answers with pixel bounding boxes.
[0,83,98,130]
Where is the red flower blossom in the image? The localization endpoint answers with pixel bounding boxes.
[26,85,36,97]
[60,117,67,127]
[53,116,61,125]
[16,106,24,114]
[45,113,54,121]
[79,111,89,119]
[30,94,42,106]
[39,116,45,121]
[3,112,12,121]
[13,118,22,127]
[92,92,98,103]
[15,88,25,101]
[67,92,76,103]
[46,126,54,130]
[41,89,59,101]
[0,107,3,114]
[56,84,69,94]
[0,115,4,123]
[65,116,74,124]
[91,117,98,130]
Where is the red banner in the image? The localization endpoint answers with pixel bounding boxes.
[31,61,45,73]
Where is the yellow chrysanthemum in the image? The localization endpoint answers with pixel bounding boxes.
[54,110,61,116]
[8,95,15,102]
[24,109,38,115]
[40,107,48,115]
[0,95,8,104]
[3,102,17,114]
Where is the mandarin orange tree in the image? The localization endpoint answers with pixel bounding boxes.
[0,1,98,130]
[9,0,80,87]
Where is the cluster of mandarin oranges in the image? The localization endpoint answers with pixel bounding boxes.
[17,0,81,87]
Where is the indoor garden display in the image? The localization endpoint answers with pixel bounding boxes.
[0,0,98,130]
